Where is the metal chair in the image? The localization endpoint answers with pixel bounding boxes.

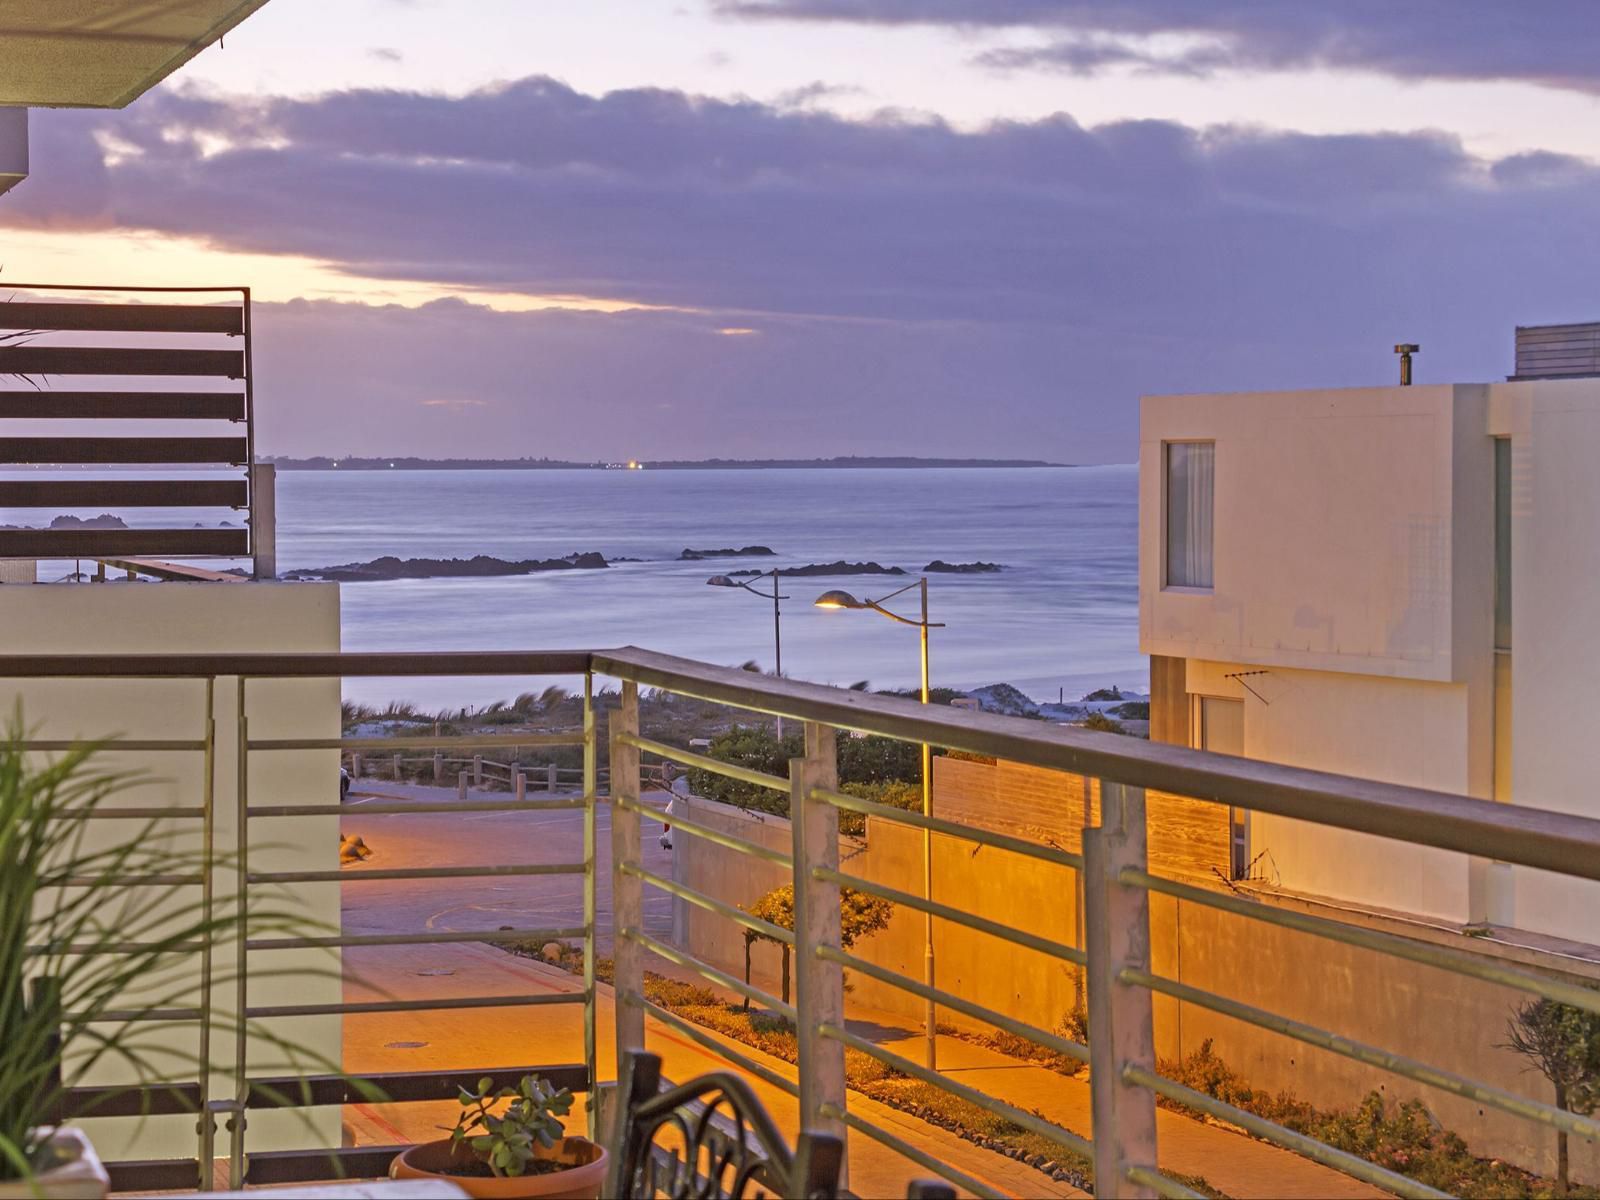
[606,1050,844,1198]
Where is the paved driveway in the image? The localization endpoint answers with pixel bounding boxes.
[339,780,674,954]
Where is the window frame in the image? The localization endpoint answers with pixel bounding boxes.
[1162,439,1216,593]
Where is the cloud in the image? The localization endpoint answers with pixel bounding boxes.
[367,47,405,64]
[717,1,1600,96]
[5,74,1600,460]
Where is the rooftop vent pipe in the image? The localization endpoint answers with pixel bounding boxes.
[1394,343,1419,386]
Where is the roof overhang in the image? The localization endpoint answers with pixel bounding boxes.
[0,1,270,109]
[0,108,26,197]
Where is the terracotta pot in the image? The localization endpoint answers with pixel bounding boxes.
[0,1128,109,1200]
[391,1136,607,1200]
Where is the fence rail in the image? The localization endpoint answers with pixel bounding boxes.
[11,646,1600,1197]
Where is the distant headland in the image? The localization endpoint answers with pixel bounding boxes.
[261,455,1069,471]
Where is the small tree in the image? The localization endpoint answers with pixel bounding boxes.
[1501,997,1600,1195]
[742,883,894,1008]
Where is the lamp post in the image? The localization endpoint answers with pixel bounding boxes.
[814,577,944,1069]
[707,570,789,737]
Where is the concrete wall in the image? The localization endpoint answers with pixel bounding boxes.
[1185,658,1474,921]
[1490,379,1600,944]
[1140,385,1486,684]
[672,790,1600,1180]
[0,580,343,1162]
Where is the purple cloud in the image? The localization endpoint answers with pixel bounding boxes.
[4,75,1600,460]
[718,1,1600,95]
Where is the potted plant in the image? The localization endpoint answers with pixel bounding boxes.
[391,1074,607,1199]
[0,719,355,1197]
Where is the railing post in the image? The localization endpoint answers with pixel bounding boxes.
[473,754,483,788]
[515,768,527,801]
[351,752,362,779]
[457,770,468,800]
[392,752,402,780]
[433,751,443,783]
[582,673,599,1136]
[548,762,559,792]
[792,722,846,1148]
[610,681,645,1063]
[1084,781,1158,1199]
[250,461,276,581]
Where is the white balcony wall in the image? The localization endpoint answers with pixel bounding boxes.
[0,580,342,1163]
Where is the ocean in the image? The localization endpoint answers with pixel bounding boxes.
[273,465,1144,711]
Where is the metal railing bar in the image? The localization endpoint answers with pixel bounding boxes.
[248,797,589,818]
[251,733,583,751]
[616,732,790,794]
[67,1007,202,1023]
[818,1102,1004,1200]
[596,648,1600,882]
[246,863,585,884]
[247,927,587,951]
[1124,1164,1207,1199]
[817,867,1086,966]
[813,785,1083,870]
[613,795,793,868]
[621,863,795,946]
[630,993,799,1098]
[19,740,208,752]
[52,807,206,821]
[1123,966,1600,1142]
[1121,1064,1450,1199]
[817,945,1088,1064]
[46,874,203,887]
[0,650,593,678]
[28,941,204,956]
[620,926,797,1022]
[817,1022,1095,1160]
[247,993,584,1019]
[1125,868,1600,1016]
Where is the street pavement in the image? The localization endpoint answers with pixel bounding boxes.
[339,779,673,954]
[335,781,1383,1198]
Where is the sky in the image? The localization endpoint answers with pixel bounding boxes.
[5,0,1600,462]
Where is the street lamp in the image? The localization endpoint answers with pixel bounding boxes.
[707,570,789,737]
[814,577,944,1069]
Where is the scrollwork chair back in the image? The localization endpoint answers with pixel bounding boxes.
[606,1050,844,1199]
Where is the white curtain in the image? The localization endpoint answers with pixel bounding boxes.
[1166,442,1214,588]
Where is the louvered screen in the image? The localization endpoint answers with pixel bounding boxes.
[0,286,253,562]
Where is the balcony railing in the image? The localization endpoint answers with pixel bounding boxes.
[9,647,1600,1197]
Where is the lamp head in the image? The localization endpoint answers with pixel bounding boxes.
[706,575,736,587]
[814,589,867,610]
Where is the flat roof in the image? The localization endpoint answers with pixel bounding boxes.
[0,1,270,109]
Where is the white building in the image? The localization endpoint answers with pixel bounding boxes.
[1140,327,1600,948]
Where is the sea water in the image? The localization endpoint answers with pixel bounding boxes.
[272,465,1142,711]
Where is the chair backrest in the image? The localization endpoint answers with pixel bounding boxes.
[605,1050,843,1199]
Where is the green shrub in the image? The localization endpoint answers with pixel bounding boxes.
[1080,712,1125,735]
[836,734,924,786]
[838,779,922,835]
[684,726,925,817]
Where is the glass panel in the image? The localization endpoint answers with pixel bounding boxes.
[1166,442,1215,589]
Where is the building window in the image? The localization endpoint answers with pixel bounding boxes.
[1166,441,1214,589]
